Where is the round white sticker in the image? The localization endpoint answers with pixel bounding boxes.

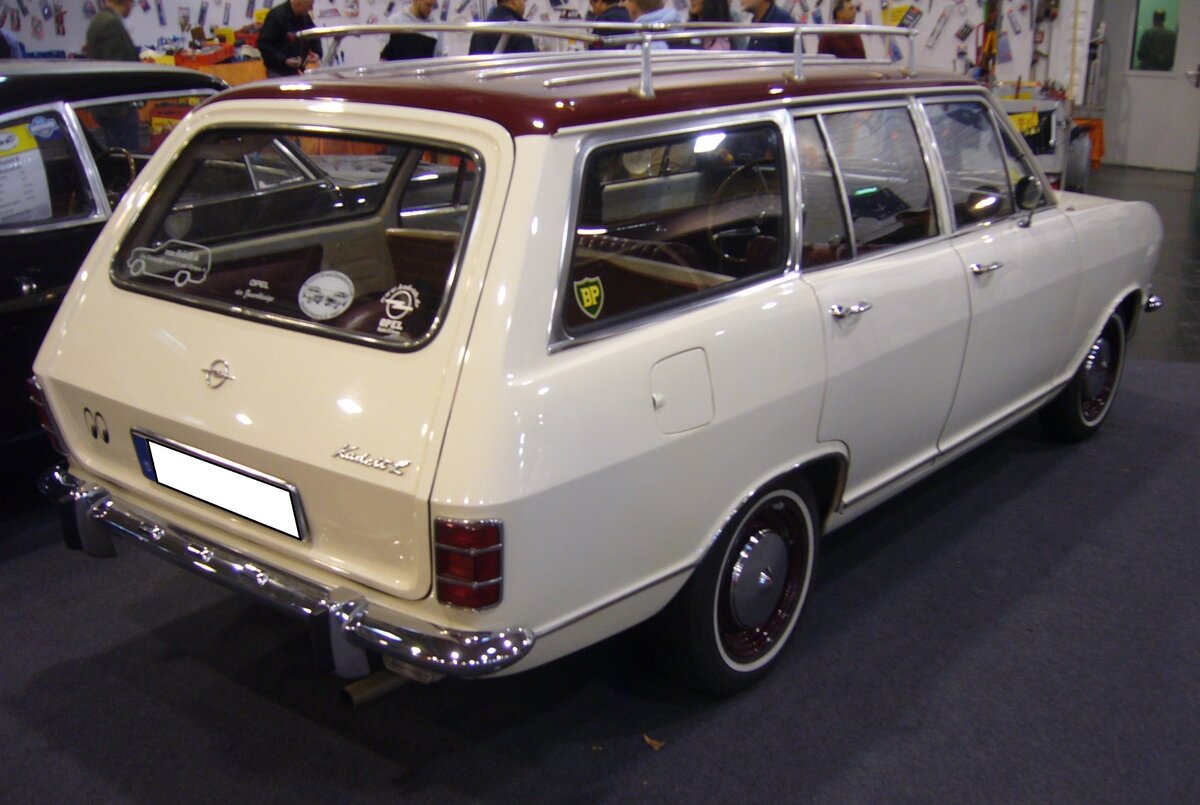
[298,271,355,321]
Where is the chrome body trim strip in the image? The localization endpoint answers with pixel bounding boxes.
[38,465,535,679]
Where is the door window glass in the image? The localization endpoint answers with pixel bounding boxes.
[821,107,938,254]
[926,101,1014,228]
[565,124,786,334]
[0,111,95,228]
[75,94,213,208]
[795,117,851,269]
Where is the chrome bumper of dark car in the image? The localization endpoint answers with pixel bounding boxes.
[39,463,534,680]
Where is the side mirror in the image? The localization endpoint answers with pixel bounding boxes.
[1015,175,1043,229]
[1015,175,1043,211]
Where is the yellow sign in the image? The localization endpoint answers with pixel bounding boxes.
[1008,111,1041,136]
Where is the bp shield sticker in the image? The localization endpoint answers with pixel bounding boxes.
[574,277,604,320]
[376,284,420,336]
[28,116,60,140]
[298,270,354,320]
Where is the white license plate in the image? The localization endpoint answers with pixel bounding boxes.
[133,432,305,540]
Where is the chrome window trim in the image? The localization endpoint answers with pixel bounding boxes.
[108,122,486,353]
[130,427,312,542]
[548,108,796,354]
[0,101,107,233]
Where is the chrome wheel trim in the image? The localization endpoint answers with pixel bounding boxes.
[713,488,815,671]
[1079,322,1122,425]
[729,528,790,629]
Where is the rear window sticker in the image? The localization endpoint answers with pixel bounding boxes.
[377,283,420,335]
[299,270,354,320]
[127,240,212,287]
[234,278,276,304]
[573,276,604,320]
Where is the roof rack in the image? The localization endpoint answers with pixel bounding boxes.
[300,22,918,98]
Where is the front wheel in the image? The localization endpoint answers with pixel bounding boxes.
[652,482,819,695]
[1039,311,1127,442]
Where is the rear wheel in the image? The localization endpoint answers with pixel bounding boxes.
[653,481,818,695]
[1039,311,1127,442]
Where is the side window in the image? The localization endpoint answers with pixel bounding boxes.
[76,94,211,208]
[565,124,786,333]
[925,101,1014,228]
[821,107,938,254]
[0,111,96,228]
[795,117,851,269]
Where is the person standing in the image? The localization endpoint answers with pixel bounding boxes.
[1136,9,1176,71]
[742,0,793,53]
[381,0,446,61]
[624,0,682,50]
[678,0,740,51]
[86,0,140,149]
[817,0,864,59]
[86,0,139,62]
[258,0,323,77]
[468,0,537,55]
[1,27,23,58]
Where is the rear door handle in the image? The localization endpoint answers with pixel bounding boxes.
[969,261,1003,275]
[830,302,872,319]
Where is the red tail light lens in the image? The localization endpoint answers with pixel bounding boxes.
[27,377,68,456]
[435,518,502,609]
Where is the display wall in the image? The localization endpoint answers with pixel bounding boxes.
[1,0,1093,100]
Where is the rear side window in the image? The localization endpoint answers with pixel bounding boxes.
[821,107,938,254]
[0,111,96,228]
[564,124,786,334]
[113,129,480,349]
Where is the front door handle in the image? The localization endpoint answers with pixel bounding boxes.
[830,301,872,320]
[969,261,1003,275]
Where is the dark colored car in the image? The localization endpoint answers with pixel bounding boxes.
[1,60,225,493]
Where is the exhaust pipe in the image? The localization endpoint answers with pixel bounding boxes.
[340,670,410,708]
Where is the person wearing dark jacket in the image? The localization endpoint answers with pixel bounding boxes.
[468,0,537,55]
[381,0,445,61]
[85,0,138,61]
[258,0,323,77]
[741,0,794,53]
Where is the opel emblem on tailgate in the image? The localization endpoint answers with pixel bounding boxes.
[202,360,235,389]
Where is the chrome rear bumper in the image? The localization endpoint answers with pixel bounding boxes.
[39,464,534,680]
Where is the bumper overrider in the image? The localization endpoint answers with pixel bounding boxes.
[39,463,534,680]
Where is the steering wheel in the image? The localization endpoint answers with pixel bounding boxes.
[98,147,137,208]
[705,159,778,264]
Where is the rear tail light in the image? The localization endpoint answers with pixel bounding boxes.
[434,518,503,609]
[27,376,68,456]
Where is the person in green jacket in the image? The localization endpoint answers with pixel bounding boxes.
[85,0,141,150]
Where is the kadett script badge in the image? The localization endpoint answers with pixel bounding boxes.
[333,444,412,476]
[573,276,604,320]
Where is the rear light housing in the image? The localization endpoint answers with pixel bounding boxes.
[434,518,503,609]
[27,376,68,456]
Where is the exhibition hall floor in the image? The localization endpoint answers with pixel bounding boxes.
[1,166,1197,803]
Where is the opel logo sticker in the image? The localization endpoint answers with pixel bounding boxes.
[202,359,235,389]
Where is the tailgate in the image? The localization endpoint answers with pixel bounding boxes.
[34,106,513,599]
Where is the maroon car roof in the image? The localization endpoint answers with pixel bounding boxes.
[217,53,978,137]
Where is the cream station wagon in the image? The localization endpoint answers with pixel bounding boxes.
[33,25,1164,695]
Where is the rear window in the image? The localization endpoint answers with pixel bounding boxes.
[112,128,480,349]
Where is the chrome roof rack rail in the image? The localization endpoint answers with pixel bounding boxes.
[301,22,919,98]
